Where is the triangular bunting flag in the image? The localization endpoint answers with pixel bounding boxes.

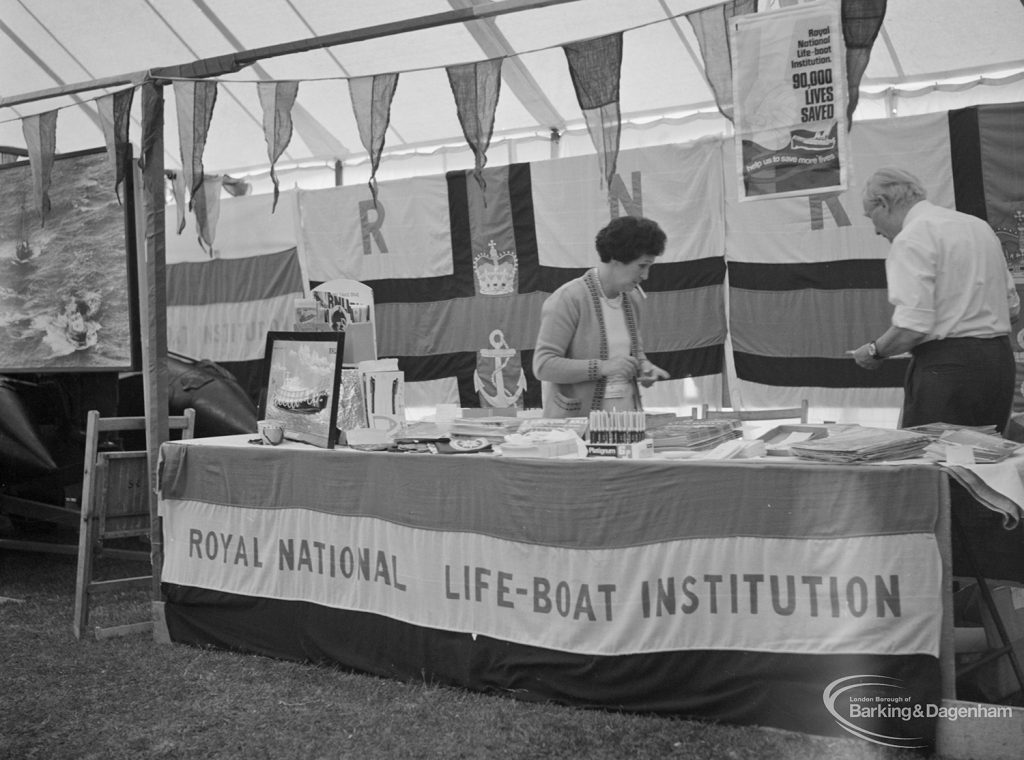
[257,80,299,213]
[192,174,223,257]
[842,0,887,128]
[165,171,188,234]
[348,73,399,206]
[562,33,623,189]
[447,58,503,194]
[221,175,251,197]
[97,87,136,204]
[173,80,218,210]
[21,110,58,225]
[686,0,757,122]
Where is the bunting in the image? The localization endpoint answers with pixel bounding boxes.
[192,174,224,256]
[96,88,136,203]
[349,73,399,207]
[221,175,251,197]
[447,58,503,194]
[686,0,758,122]
[562,33,624,190]
[842,0,887,128]
[166,171,188,234]
[173,80,218,209]
[21,110,57,224]
[257,80,299,213]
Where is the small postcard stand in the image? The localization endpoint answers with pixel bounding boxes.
[295,278,378,365]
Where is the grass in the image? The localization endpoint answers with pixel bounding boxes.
[0,531,935,760]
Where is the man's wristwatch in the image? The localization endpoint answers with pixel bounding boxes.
[868,341,883,360]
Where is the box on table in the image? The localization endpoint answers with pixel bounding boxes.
[586,439,654,459]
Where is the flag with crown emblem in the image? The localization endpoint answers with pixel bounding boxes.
[295,139,727,412]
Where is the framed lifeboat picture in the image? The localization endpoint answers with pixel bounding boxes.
[259,331,345,449]
[0,147,140,372]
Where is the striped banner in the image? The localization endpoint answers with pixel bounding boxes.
[166,248,305,362]
[159,438,942,744]
[162,498,941,658]
[950,102,1024,412]
[723,111,954,419]
[159,439,943,659]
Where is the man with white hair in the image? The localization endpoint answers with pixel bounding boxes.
[851,166,1019,432]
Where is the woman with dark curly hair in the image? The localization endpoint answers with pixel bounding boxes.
[533,215,670,418]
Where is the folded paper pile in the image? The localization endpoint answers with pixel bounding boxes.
[788,426,931,463]
[500,430,583,458]
[645,416,742,452]
[907,423,1023,464]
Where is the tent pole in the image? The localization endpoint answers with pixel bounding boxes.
[1,1,584,108]
[136,81,171,603]
[153,0,585,80]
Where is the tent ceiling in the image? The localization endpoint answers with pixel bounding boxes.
[2,0,1024,182]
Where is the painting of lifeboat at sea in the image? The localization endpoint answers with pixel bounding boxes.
[258,331,345,448]
[0,148,138,373]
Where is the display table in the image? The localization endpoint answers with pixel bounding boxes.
[158,435,953,749]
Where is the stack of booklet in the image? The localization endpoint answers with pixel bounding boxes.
[515,417,589,438]
[788,426,932,463]
[905,423,1023,464]
[645,417,742,452]
[447,416,523,444]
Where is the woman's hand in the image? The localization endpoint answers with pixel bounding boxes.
[638,361,670,387]
[600,356,640,381]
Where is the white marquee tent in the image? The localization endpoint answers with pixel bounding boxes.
[3,0,1024,192]
[5,6,1024,681]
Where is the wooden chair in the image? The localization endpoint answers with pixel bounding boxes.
[700,400,809,424]
[73,409,195,640]
[951,509,1024,701]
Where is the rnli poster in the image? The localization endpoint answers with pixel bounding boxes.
[259,332,344,448]
[731,0,848,201]
[0,148,138,372]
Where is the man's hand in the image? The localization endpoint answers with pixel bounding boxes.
[850,343,883,370]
